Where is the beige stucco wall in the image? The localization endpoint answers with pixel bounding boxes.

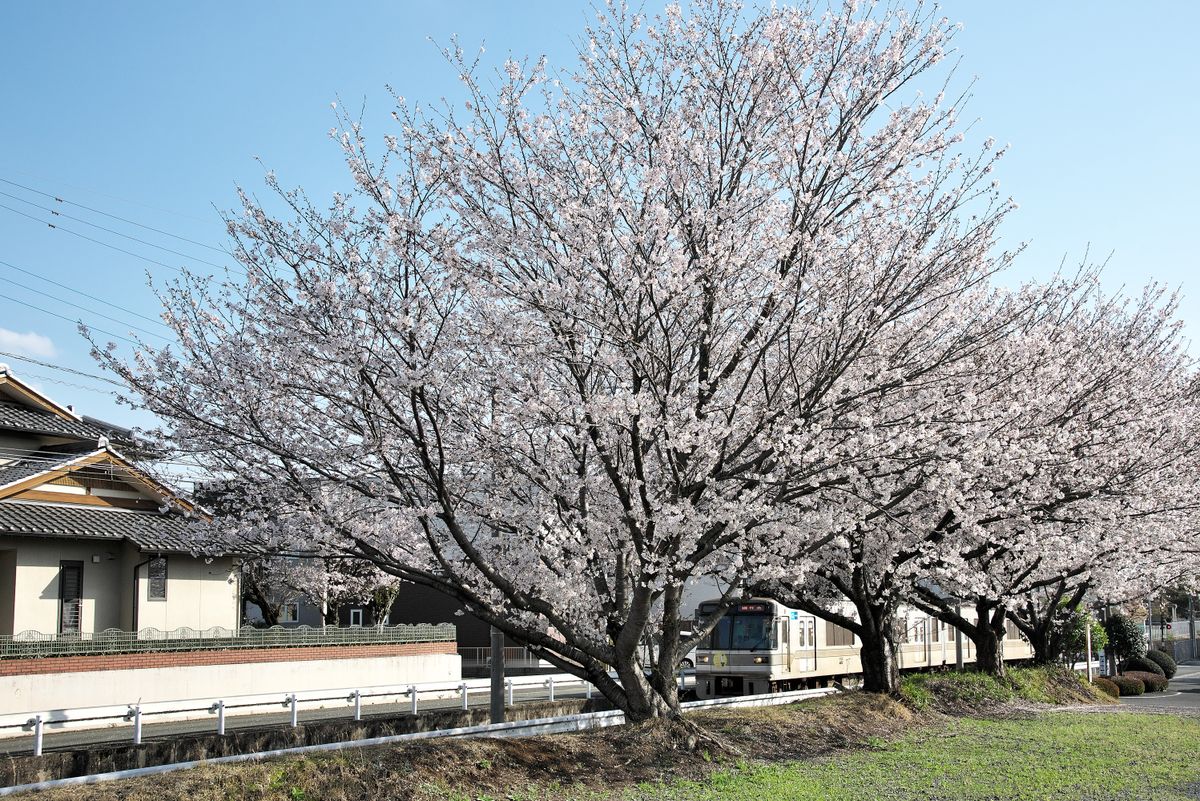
[4,536,127,634]
[132,554,239,633]
[0,653,461,718]
[1,536,238,635]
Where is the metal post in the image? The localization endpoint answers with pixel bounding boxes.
[288,694,298,728]
[409,684,418,716]
[547,675,555,702]
[352,690,362,721]
[459,683,469,711]
[1085,618,1094,682]
[585,682,592,700]
[132,705,142,745]
[679,670,686,692]
[30,715,43,757]
[216,700,226,736]
[506,679,514,707]
[954,605,964,671]
[1190,595,1197,662]
[489,625,505,724]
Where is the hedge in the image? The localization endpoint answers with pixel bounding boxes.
[1124,670,1169,692]
[1121,655,1166,677]
[1092,676,1120,698]
[1106,675,1145,696]
[1146,649,1178,679]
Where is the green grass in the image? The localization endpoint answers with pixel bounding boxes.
[632,712,1200,801]
[898,666,1108,710]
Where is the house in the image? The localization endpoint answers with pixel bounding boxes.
[0,365,239,637]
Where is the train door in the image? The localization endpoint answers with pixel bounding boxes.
[782,615,792,672]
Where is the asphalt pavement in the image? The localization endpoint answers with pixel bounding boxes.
[1118,662,1200,710]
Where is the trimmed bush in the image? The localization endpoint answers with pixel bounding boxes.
[1107,675,1145,696]
[1092,676,1120,698]
[1121,655,1166,677]
[1146,649,1178,679]
[1124,671,1169,692]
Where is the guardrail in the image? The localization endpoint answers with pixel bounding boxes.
[0,670,695,756]
[0,623,456,660]
[458,646,549,669]
[0,686,838,797]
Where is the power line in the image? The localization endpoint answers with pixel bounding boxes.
[0,202,188,275]
[0,291,139,346]
[0,169,210,224]
[0,350,120,385]
[0,258,171,329]
[0,273,171,342]
[0,370,114,396]
[0,189,230,270]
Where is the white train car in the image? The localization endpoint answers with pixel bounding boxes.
[692,598,1034,698]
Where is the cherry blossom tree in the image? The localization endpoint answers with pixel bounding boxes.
[94,0,1021,722]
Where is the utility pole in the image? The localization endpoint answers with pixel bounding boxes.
[489,625,505,724]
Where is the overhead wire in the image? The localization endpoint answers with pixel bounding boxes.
[0,171,212,225]
[0,258,171,328]
[0,202,189,275]
[0,273,171,341]
[0,350,120,385]
[0,291,139,345]
[0,189,230,270]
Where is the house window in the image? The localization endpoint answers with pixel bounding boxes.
[349,608,363,627]
[58,561,83,635]
[147,557,167,601]
[280,602,300,623]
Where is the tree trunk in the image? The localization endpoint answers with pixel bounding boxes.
[971,605,1007,678]
[859,627,901,693]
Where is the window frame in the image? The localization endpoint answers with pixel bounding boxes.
[146,556,168,601]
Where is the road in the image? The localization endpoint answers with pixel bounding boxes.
[0,682,593,757]
[1118,662,1200,710]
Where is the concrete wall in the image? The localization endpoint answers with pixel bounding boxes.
[0,650,460,716]
[5,536,126,634]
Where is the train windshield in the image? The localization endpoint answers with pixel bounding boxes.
[707,614,775,651]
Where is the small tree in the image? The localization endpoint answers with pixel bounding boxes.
[1104,613,1146,665]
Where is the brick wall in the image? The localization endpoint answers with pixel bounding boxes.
[0,641,455,676]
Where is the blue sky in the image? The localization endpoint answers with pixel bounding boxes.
[0,1,1197,433]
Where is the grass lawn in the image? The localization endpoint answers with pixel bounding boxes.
[637,712,1200,801]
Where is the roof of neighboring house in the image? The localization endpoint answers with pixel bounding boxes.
[0,500,197,553]
[0,444,99,488]
[0,401,107,440]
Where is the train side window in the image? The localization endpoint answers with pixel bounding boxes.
[826,621,855,647]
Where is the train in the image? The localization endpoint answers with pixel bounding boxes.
[691,597,1034,699]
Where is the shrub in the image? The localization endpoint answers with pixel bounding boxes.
[1092,676,1120,698]
[1104,614,1147,663]
[1107,675,1145,696]
[1124,671,1169,692]
[1121,655,1166,677]
[1146,649,1178,679]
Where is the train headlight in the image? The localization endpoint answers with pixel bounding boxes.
[699,654,710,664]
[753,656,767,664]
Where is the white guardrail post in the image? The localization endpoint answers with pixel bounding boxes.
[30,715,43,756]
[131,705,142,745]
[288,695,298,728]
[506,679,514,707]
[350,690,362,721]
[546,676,555,702]
[409,685,418,716]
[585,681,592,700]
[459,683,469,711]
[216,700,226,735]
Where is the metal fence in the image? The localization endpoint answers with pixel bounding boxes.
[0,623,456,660]
[458,646,547,669]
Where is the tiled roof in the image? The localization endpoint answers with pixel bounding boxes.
[0,446,96,489]
[0,500,197,553]
[0,403,105,440]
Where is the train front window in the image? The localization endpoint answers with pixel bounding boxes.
[707,614,775,650]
